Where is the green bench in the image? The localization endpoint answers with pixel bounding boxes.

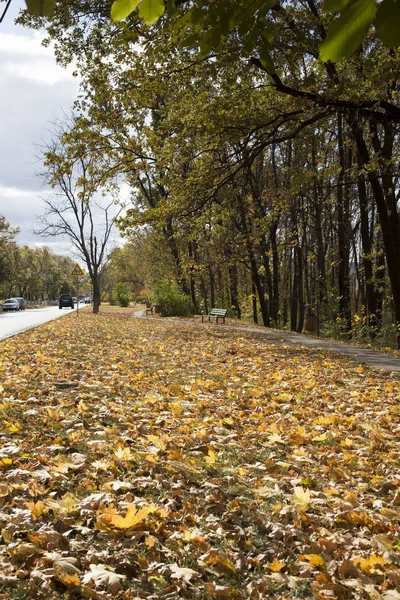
[202,308,227,324]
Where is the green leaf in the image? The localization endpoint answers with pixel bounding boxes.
[320,0,376,62]
[111,0,140,22]
[375,0,400,47]
[25,0,55,17]
[260,41,276,74]
[261,27,274,44]
[210,24,221,49]
[324,0,351,11]
[138,0,165,25]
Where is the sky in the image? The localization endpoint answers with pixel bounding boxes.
[0,0,127,258]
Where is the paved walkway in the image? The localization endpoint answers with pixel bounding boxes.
[133,309,400,374]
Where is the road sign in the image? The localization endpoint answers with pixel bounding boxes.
[71,263,84,277]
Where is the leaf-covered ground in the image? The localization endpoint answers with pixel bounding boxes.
[0,307,400,600]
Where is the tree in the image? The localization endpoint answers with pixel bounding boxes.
[13,0,400,63]
[36,120,123,313]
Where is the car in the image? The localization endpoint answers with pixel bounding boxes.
[2,298,20,312]
[59,294,74,309]
[84,296,92,304]
[14,297,26,310]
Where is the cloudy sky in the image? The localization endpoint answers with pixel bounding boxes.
[0,0,127,258]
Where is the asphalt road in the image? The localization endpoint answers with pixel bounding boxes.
[0,305,83,341]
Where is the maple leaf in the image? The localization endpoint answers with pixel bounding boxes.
[147,434,167,451]
[55,572,81,587]
[82,564,126,593]
[114,446,134,460]
[47,492,79,514]
[167,563,197,582]
[97,502,157,531]
[292,486,312,510]
[25,500,46,519]
[353,554,389,573]
[204,448,218,464]
[267,557,285,572]
[299,554,326,569]
[267,433,284,444]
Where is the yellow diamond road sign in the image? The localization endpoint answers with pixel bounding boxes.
[71,263,84,276]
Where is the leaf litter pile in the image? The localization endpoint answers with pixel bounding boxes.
[0,308,400,600]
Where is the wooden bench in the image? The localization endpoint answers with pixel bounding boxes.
[202,308,227,324]
[145,304,161,315]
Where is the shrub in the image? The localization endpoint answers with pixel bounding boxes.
[152,280,194,317]
[113,283,131,307]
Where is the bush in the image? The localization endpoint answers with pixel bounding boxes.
[152,280,194,317]
[113,283,131,307]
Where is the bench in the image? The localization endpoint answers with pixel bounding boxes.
[202,308,227,324]
[145,304,161,315]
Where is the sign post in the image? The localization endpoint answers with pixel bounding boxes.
[71,263,84,316]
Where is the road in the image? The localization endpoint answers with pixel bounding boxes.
[0,304,85,341]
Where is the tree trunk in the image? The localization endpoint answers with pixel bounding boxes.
[92,274,101,314]
[252,280,258,324]
[351,118,400,348]
[228,264,241,319]
[337,114,352,335]
[270,220,280,324]
[187,241,198,311]
[358,161,379,331]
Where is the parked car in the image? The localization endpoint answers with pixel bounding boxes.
[59,294,74,309]
[84,296,92,304]
[2,298,20,312]
[14,297,26,310]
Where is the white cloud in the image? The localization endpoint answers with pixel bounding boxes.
[0,4,125,258]
[0,32,77,85]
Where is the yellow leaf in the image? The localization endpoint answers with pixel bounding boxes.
[55,572,81,587]
[313,416,336,426]
[8,424,20,434]
[47,492,79,514]
[323,487,340,496]
[145,536,156,547]
[182,527,203,541]
[77,400,89,412]
[25,500,46,519]
[292,486,311,510]
[0,458,12,467]
[299,554,326,568]
[312,433,328,442]
[267,557,285,572]
[353,555,388,573]
[91,459,112,471]
[98,503,157,531]
[205,448,218,464]
[341,437,353,447]
[1,528,11,543]
[268,433,284,444]
[147,435,167,451]
[114,447,134,461]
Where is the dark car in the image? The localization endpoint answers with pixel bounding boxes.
[14,297,26,310]
[59,294,74,309]
[2,298,20,312]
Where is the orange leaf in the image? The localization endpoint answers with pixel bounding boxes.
[267,557,285,572]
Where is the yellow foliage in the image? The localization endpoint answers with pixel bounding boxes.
[353,555,389,573]
[97,503,158,531]
[267,557,286,572]
[299,554,326,568]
